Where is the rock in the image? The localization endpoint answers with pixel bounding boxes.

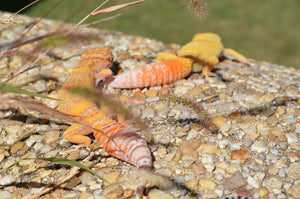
[148,188,174,199]
[199,179,217,190]
[201,152,215,173]
[247,176,259,188]
[0,191,12,199]
[251,141,268,153]
[288,162,300,180]
[0,175,15,186]
[10,141,26,154]
[104,172,120,186]
[145,89,158,97]
[43,131,60,144]
[199,144,218,154]
[224,171,247,189]
[185,179,198,190]
[287,181,300,198]
[102,184,123,199]
[262,177,283,190]
[230,150,251,163]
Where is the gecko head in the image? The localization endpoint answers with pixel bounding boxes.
[78,47,114,73]
[178,39,223,61]
[192,32,222,43]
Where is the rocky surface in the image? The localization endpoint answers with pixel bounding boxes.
[0,11,300,199]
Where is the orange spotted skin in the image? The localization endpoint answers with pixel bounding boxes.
[109,57,193,88]
[56,47,152,169]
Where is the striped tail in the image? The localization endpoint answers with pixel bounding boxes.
[91,113,152,170]
[109,58,193,88]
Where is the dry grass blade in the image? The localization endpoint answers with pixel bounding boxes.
[0,0,40,26]
[78,13,122,28]
[23,153,95,199]
[91,0,146,16]
[0,82,59,101]
[165,95,219,134]
[0,96,108,137]
[1,96,123,153]
[68,86,148,131]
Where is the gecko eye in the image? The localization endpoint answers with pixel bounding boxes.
[107,56,113,62]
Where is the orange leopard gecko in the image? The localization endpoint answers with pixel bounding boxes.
[56,47,152,171]
[108,33,251,88]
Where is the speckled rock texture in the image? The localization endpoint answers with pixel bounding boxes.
[0,11,299,199]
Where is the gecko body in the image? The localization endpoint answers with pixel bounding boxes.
[56,47,152,170]
[109,33,251,89]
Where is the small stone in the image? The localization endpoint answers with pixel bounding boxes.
[102,184,123,199]
[179,140,201,157]
[148,189,174,199]
[133,90,144,98]
[236,187,252,197]
[160,86,169,95]
[0,191,12,199]
[79,192,94,199]
[33,79,48,92]
[185,179,198,190]
[258,186,269,197]
[286,133,298,144]
[213,117,227,128]
[199,179,217,190]
[0,153,5,163]
[104,172,120,186]
[287,181,300,198]
[251,141,268,153]
[0,175,15,186]
[287,162,300,180]
[106,157,120,167]
[141,107,155,118]
[157,146,167,158]
[230,150,251,163]
[67,150,81,161]
[201,153,215,173]
[145,89,158,97]
[64,177,81,189]
[43,131,60,144]
[247,176,259,188]
[123,189,134,198]
[10,141,26,154]
[224,171,247,189]
[199,144,218,154]
[262,177,283,190]
[79,172,97,185]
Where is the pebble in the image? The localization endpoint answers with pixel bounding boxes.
[43,130,60,144]
[251,141,268,153]
[0,190,12,199]
[102,184,123,199]
[230,150,251,163]
[201,153,215,173]
[287,181,300,198]
[0,175,15,185]
[224,171,247,189]
[199,179,217,190]
[104,172,120,186]
[148,188,175,199]
[10,141,26,154]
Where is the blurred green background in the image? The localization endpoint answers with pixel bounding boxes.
[22,0,299,68]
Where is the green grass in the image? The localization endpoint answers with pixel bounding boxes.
[24,0,300,68]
